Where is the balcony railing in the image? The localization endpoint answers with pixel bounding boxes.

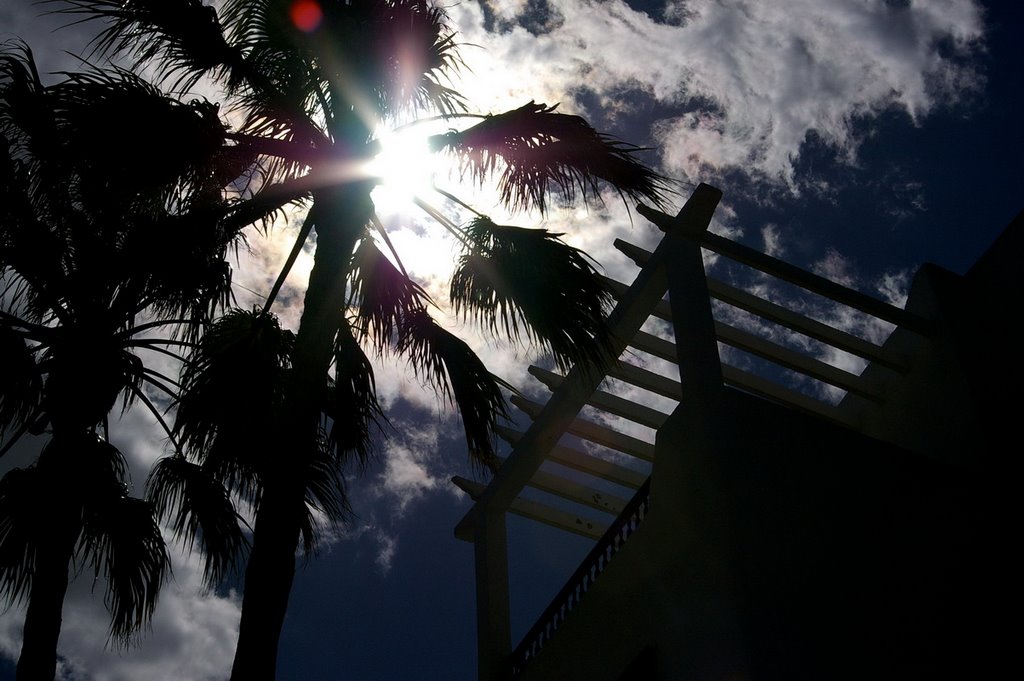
[508,477,653,678]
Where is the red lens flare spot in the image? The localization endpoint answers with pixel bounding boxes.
[290,0,324,33]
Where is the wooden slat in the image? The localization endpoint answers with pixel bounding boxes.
[720,365,854,426]
[615,236,935,335]
[706,277,908,372]
[624,330,859,419]
[528,366,669,430]
[606,361,682,402]
[627,327,881,402]
[627,329,680,363]
[519,467,630,516]
[603,274,906,372]
[496,427,647,489]
[511,396,656,461]
[452,477,608,540]
[714,321,881,400]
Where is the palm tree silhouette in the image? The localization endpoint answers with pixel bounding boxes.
[54,1,671,678]
[0,45,254,679]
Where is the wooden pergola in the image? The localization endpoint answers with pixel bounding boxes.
[451,183,935,680]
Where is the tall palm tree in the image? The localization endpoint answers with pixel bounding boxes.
[56,1,671,678]
[0,45,256,679]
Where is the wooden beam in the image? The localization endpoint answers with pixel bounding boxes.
[626,328,880,402]
[453,477,608,540]
[607,360,683,402]
[607,275,883,399]
[511,395,657,461]
[528,366,670,430]
[638,194,724,397]
[603,272,907,372]
[496,426,648,489]
[720,365,854,426]
[615,233,935,335]
[517,466,630,516]
[707,277,908,372]
[714,320,882,400]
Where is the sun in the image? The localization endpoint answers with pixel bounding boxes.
[367,126,442,213]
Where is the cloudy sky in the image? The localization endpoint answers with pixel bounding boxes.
[1,0,1021,679]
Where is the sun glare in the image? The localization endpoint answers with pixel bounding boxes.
[290,0,324,33]
[368,127,441,213]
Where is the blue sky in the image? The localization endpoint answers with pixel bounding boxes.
[1,1,1021,679]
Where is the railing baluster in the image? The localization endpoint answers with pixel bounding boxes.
[508,477,653,677]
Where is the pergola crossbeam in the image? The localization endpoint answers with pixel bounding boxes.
[528,366,670,430]
[514,465,630,516]
[496,426,647,489]
[452,477,609,540]
[511,395,656,461]
[606,361,683,402]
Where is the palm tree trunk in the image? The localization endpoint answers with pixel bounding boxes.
[16,508,79,681]
[229,185,374,681]
[228,485,302,681]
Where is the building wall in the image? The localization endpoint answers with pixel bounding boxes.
[842,211,1022,469]
[519,387,997,681]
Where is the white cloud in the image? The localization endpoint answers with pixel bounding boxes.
[761,223,784,257]
[376,426,444,515]
[811,247,858,288]
[373,530,398,574]
[454,0,985,190]
[381,442,441,508]
[876,269,911,308]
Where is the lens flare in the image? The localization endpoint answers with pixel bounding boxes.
[290,0,324,33]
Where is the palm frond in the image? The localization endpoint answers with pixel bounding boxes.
[0,467,47,604]
[396,307,507,468]
[147,455,248,586]
[298,430,350,556]
[42,434,129,496]
[215,0,334,157]
[46,67,229,208]
[0,322,43,440]
[140,366,181,395]
[127,337,193,366]
[0,43,54,164]
[218,172,314,236]
[348,236,432,353]
[126,384,181,457]
[79,495,169,642]
[430,101,671,214]
[52,0,238,91]
[119,206,237,323]
[450,217,615,372]
[42,327,145,432]
[338,0,467,118]
[323,323,386,470]
[261,203,317,315]
[173,308,292,502]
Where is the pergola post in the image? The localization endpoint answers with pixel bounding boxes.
[642,186,750,679]
[637,183,724,395]
[463,184,724,681]
[473,509,512,681]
